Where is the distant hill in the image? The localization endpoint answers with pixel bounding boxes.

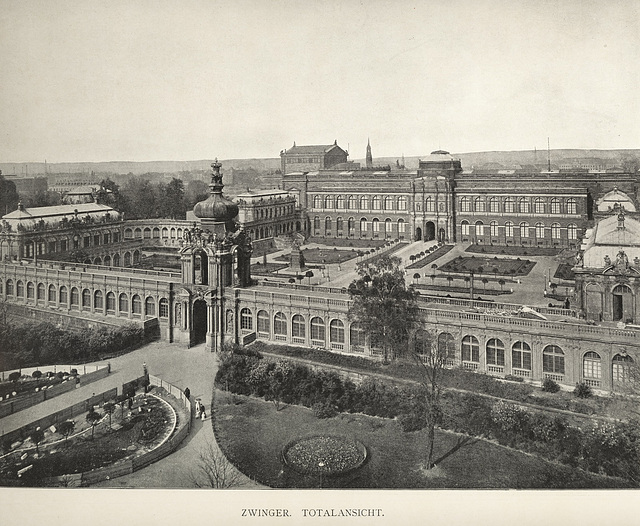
[2,149,638,176]
[358,149,640,170]
[0,158,281,177]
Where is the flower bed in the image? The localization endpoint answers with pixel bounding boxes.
[282,435,367,476]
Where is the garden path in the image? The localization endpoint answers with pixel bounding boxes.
[0,341,261,488]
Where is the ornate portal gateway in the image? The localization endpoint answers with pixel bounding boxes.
[174,160,253,351]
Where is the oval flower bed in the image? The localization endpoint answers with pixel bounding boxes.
[282,435,366,476]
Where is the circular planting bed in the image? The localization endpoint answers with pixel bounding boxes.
[282,435,367,477]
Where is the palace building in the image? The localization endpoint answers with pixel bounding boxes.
[2,149,640,394]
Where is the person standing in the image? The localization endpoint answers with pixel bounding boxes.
[195,399,201,417]
[200,403,206,421]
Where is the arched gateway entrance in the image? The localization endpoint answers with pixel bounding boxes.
[425,222,436,241]
[193,299,208,345]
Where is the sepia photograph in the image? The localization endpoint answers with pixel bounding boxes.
[1,0,639,524]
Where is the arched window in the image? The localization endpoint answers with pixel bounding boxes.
[348,195,357,209]
[486,338,505,366]
[70,287,79,307]
[59,286,68,304]
[336,217,344,233]
[240,308,252,330]
[520,222,529,238]
[152,227,160,239]
[292,314,305,339]
[372,195,381,210]
[132,294,142,314]
[504,197,515,213]
[37,283,45,301]
[567,224,577,240]
[134,228,142,239]
[543,345,565,374]
[475,221,484,236]
[103,255,111,266]
[162,227,168,238]
[27,282,35,300]
[82,289,91,308]
[438,333,456,363]
[384,196,393,210]
[462,335,479,362]
[113,254,120,266]
[583,351,601,380]
[106,292,116,312]
[330,319,345,343]
[550,198,561,214]
[425,196,434,212]
[310,316,325,342]
[324,196,334,209]
[460,197,471,212]
[313,195,322,208]
[551,223,561,239]
[257,310,269,334]
[16,280,24,297]
[397,196,407,210]
[159,298,169,318]
[519,198,530,214]
[314,216,321,231]
[461,220,470,236]
[92,290,102,310]
[489,197,500,213]
[567,198,577,215]
[336,195,344,209]
[273,312,287,336]
[385,218,393,233]
[414,329,432,358]
[372,218,380,235]
[170,228,176,239]
[145,297,156,316]
[350,322,365,349]
[324,217,332,234]
[125,228,133,239]
[474,197,486,212]
[348,217,355,235]
[48,284,56,303]
[512,341,532,370]
[359,196,368,209]
[119,293,129,313]
[490,221,499,237]
[613,354,633,383]
[505,221,514,237]
[360,218,368,232]
[534,197,545,214]
[397,219,406,235]
[124,252,131,267]
[535,222,545,238]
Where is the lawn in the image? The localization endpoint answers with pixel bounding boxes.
[466,245,561,256]
[307,237,387,249]
[439,255,535,277]
[554,263,575,281]
[276,247,358,265]
[212,390,627,488]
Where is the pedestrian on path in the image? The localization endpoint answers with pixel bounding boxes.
[195,399,201,416]
[184,387,190,400]
[200,403,206,421]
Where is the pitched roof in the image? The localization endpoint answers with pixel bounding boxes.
[284,143,345,155]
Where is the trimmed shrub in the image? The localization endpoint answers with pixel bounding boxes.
[397,411,427,432]
[312,402,338,419]
[574,382,592,399]
[542,377,561,393]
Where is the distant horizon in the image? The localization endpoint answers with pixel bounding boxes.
[1,1,638,164]
[2,146,640,167]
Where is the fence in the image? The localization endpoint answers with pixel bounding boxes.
[0,365,110,418]
[41,375,192,487]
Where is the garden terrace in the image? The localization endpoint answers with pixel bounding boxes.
[438,255,535,277]
[276,248,357,265]
[406,244,454,269]
[466,245,562,256]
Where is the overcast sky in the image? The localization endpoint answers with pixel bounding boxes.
[0,0,638,162]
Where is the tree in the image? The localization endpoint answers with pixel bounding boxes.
[305,270,314,285]
[189,439,244,488]
[97,178,126,211]
[498,279,506,292]
[8,371,21,383]
[86,410,101,440]
[57,420,75,446]
[32,370,42,386]
[30,428,45,456]
[482,277,489,293]
[348,255,419,363]
[413,273,420,285]
[115,394,128,418]
[103,402,116,430]
[0,172,19,214]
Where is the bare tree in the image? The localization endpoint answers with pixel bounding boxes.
[189,439,244,488]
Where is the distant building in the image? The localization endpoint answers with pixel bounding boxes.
[4,175,48,199]
[280,141,348,174]
[48,172,100,194]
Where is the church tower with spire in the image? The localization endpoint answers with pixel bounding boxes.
[366,138,373,169]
